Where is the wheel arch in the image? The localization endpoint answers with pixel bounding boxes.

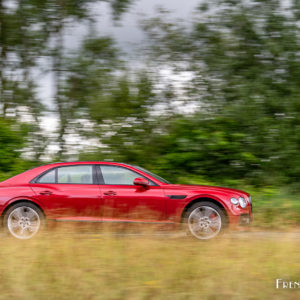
[1,199,46,225]
[180,197,229,225]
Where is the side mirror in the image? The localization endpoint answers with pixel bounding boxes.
[133,177,149,187]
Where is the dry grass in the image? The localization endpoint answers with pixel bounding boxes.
[0,225,299,300]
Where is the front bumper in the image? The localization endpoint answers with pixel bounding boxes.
[228,212,253,230]
[239,214,252,226]
[227,195,253,230]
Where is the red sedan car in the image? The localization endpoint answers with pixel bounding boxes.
[0,162,252,240]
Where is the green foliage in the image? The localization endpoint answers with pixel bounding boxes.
[79,70,160,164]
[38,0,133,159]
[110,0,133,20]
[0,118,29,175]
[64,36,121,118]
[131,0,300,186]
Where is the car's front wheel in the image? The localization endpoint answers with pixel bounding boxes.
[185,202,226,240]
[3,202,45,240]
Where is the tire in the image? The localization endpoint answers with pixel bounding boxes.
[184,201,227,240]
[3,202,45,240]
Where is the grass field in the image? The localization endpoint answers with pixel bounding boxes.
[0,227,299,300]
[0,182,299,300]
[251,189,300,230]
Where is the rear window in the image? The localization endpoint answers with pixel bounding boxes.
[37,169,56,183]
[35,165,94,184]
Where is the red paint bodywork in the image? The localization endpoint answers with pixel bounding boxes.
[0,162,252,229]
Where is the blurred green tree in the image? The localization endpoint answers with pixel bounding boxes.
[0,117,29,177]
[34,0,133,159]
[0,0,133,165]
[0,0,50,160]
[130,0,300,185]
[0,0,43,116]
[78,72,162,162]
[66,36,163,165]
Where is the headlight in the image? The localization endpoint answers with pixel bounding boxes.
[230,197,238,205]
[239,197,247,208]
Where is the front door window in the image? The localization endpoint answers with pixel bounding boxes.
[100,165,154,185]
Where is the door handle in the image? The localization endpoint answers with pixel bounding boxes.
[39,190,53,195]
[103,191,117,196]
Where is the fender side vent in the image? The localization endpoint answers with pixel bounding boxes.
[167,195,187,200]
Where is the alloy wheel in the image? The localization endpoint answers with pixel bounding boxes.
[7,206,41,239]
[188,206,222,240]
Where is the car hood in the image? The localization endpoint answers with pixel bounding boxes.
[164,184,249,197]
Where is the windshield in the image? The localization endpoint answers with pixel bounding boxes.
[133,165,171,184]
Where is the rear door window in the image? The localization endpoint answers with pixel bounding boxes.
[57,165,93,184]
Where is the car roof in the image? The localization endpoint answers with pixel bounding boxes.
[0,161,165,186]
[43,161,130,166]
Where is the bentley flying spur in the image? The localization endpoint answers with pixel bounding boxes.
[0,162,252,239]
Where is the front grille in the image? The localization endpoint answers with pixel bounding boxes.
[249,195,252,210]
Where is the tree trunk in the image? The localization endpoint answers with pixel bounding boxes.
[0,0,7,116]
[53,16,66,160]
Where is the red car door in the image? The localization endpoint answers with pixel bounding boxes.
[98,165,168,221]
[30,165,101,219]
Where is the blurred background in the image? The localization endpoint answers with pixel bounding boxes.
[0,0,299,228]
[0,2,299,299]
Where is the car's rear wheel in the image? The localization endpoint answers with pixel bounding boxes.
[185,202,226,240]
[3,202,45,240]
